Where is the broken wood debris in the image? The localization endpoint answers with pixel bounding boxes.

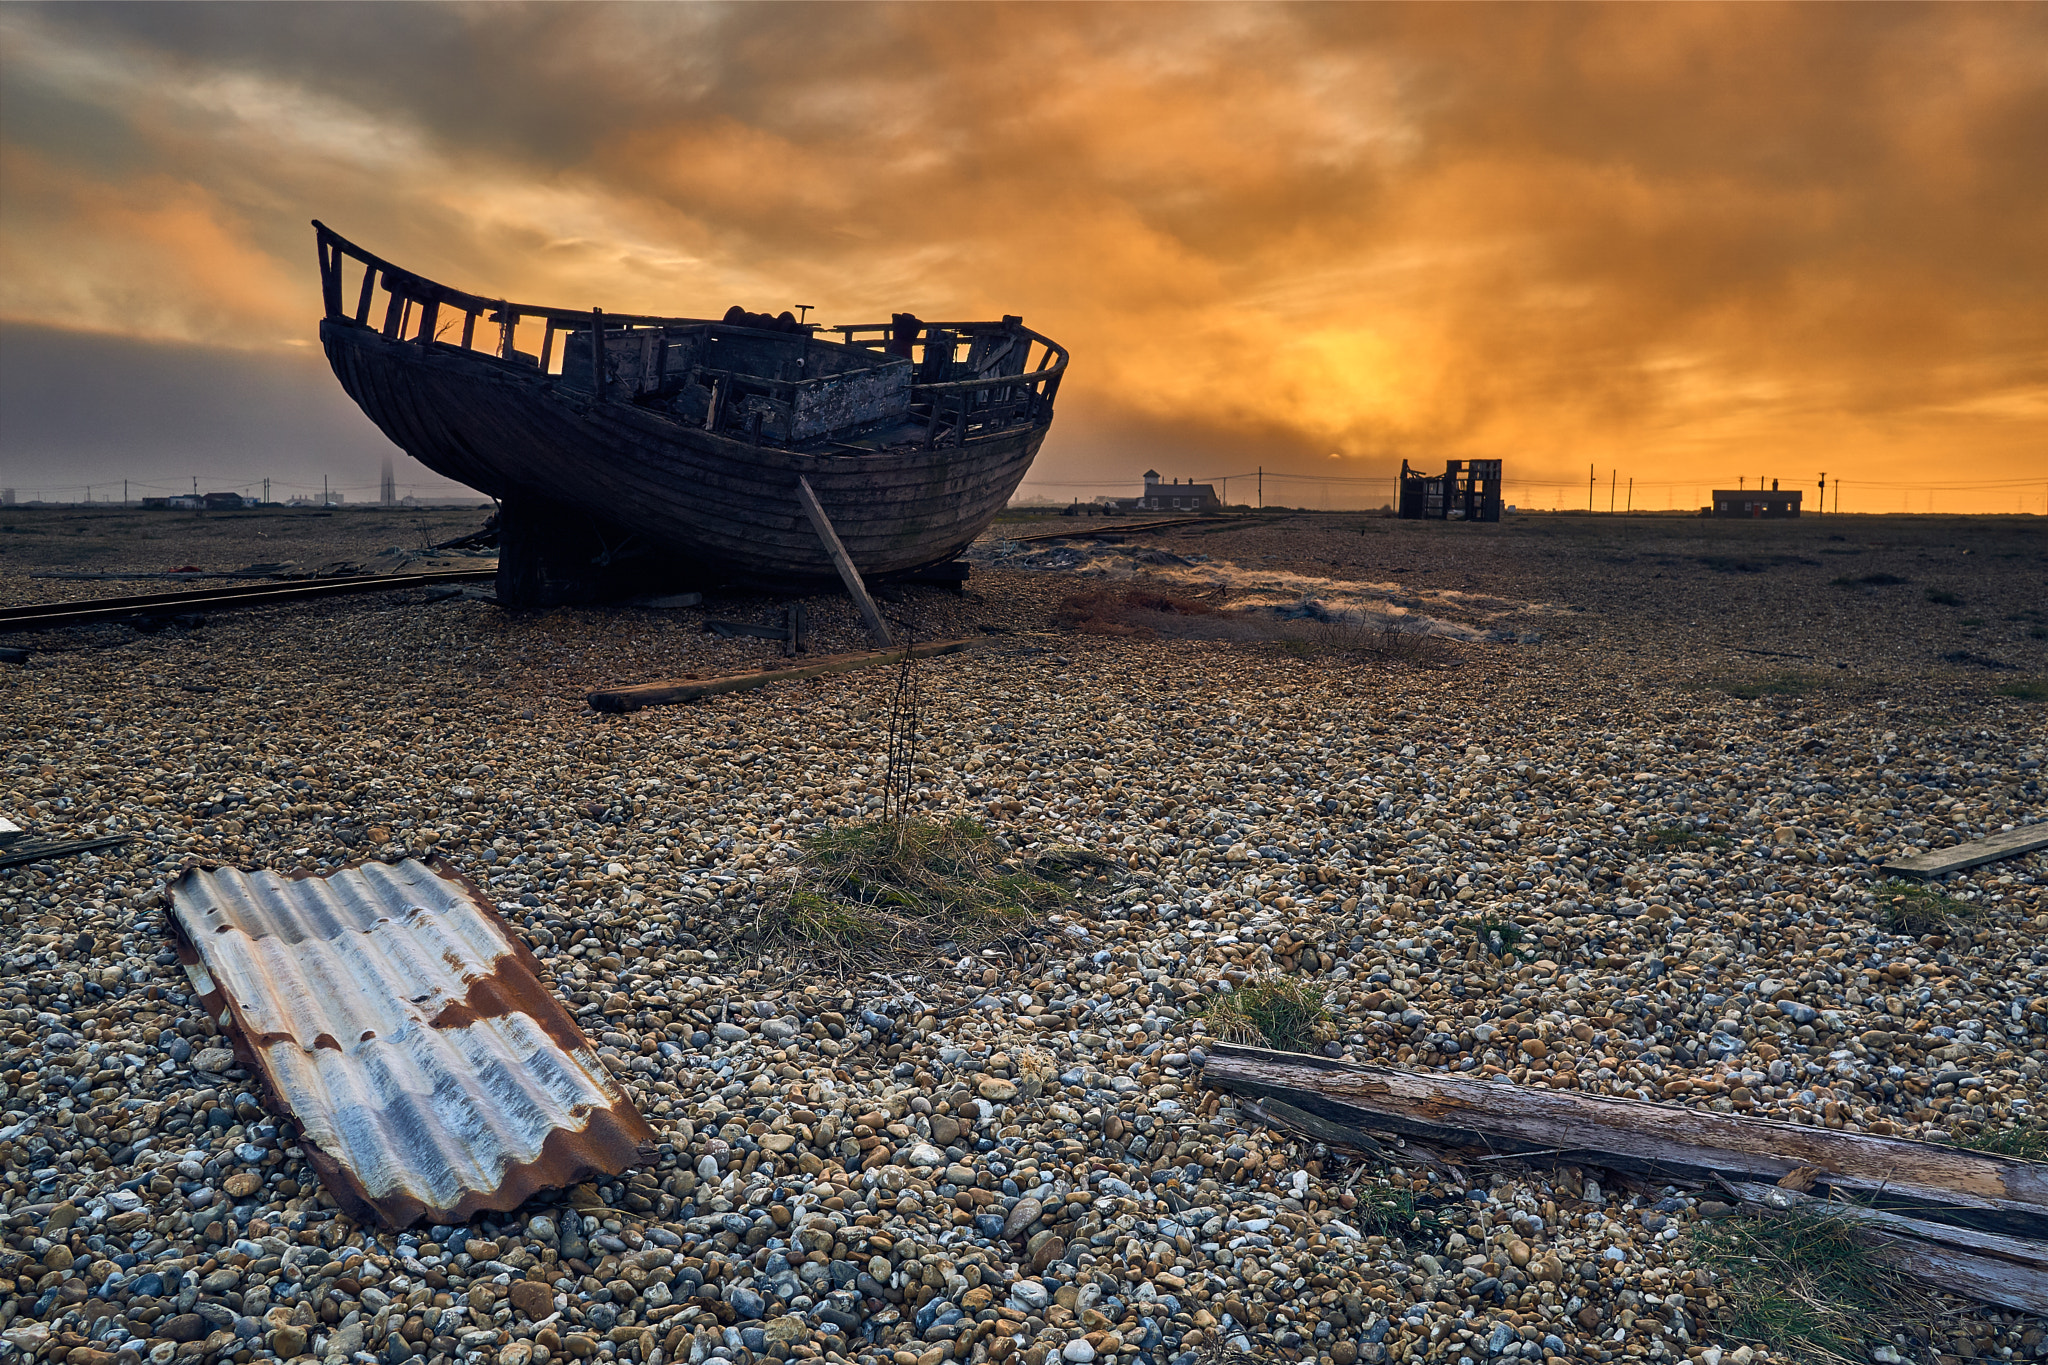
[704,603,807,655]
[0,832,132,871]
[1881,822,2048,879]
[1200,1043,2048,1232]
[586,637,980,713]
[1723,1182,2048,1313]
[1721,1181,2048,1270]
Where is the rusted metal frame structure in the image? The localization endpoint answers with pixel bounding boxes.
[316,224,1066,453]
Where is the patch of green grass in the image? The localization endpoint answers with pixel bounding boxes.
[2030,626,2048,641]
[1831,572,1909,587]
[756,817,1066,965]
[1924,587,1963,606]
[1692,1205,1919,1361]
[1958,616,1985,627]
[1193,974,1333,1052]
[1948,1121,2048,1160]
[1994,679,2048,701]
[1875,880,1985,937]
[1471,914,1534,960]
[1636,824,1733,852]
[1350,1182,1434,1237]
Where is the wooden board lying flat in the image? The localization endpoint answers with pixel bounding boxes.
[587,638,978,713]
[1881,823,2048,878]
[1200,1043,2048,1226]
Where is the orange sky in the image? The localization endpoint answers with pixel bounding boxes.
[3,3,2044,512]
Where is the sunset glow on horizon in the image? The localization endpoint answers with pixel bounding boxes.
[2,3,2043,512]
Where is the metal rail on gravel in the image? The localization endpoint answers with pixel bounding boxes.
[0,569,497,631]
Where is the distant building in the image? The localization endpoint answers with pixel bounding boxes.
[203,491,251,510]
[141,496,204,509]
[1398,459,1503,522]
[1710,488,1801,518]
[1108,470,1221,513]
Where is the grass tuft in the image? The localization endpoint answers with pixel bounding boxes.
[1948,1120,2048,1160]
[1993,678,2048,701]
[1875,880,1985,937]
[755,817,1068,968]
[1349,1182,1432,1237]
[1693,1205,1922,1361]
[1194,974,1334,1052]
[1924,587,1963,606]
[1472,915,1534,960]
[1278,619,1460,668]
[1831,572,1910,587]
[1055,585,1223,637]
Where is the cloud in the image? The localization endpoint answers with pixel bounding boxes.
[2,2,2043,506]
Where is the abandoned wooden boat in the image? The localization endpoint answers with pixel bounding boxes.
[312,221,1066,604]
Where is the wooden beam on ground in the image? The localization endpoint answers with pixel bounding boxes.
[1881,823,2048,878]
[1200,1043,2048,1232]
[796,476,892,647]
[1722,1182,2048,1270]
[1726,1184,2048,1313]
[587,638,977,714]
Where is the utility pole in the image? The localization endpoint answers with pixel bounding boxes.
[323,475,329,507]
[263,478,270,505]
[1817,472,1825,516]
[1609,469,1616,514]
[1588,464,1594,512]
[1258,466,1263,509]
[192,477,199,496]
[123,479,128,506]
[1626,477,1633,513]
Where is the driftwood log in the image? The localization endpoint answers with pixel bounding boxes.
[1726,1183,2048,1313]
[586,638,979,713]
[1200,1044,2048,1234]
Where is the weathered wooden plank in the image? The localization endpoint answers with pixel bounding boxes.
[1879,1235,2048,1314]
[1882,823,2048,878]
[1724,1182,2048,1269]
[1201,1044,2048,1228]
[586,638,978,713]
[797,476,892,646]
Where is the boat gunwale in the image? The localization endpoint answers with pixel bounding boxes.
[312,219,1069,400]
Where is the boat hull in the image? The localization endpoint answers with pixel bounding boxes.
[321,319,1047,591]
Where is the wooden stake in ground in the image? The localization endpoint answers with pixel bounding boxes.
[797,476,892,647]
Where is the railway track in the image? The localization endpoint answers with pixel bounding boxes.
[1000,513,1248,544]
[0,568,497,632]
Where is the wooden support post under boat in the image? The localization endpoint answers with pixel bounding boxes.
[796,476,892,647]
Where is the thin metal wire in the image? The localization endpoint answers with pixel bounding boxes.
[880,622,921,833]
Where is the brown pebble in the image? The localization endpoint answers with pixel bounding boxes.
[509,1280,554,1319]
[1519,1038,1546,1060]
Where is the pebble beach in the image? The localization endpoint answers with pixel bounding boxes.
[3,505,2044,1365]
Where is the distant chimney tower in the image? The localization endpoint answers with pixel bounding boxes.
[380,456,396,507]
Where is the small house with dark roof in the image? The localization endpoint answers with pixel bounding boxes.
[1110,470,1219,512]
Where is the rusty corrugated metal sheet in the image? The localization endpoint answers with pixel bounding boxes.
[169,858,654,1228]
